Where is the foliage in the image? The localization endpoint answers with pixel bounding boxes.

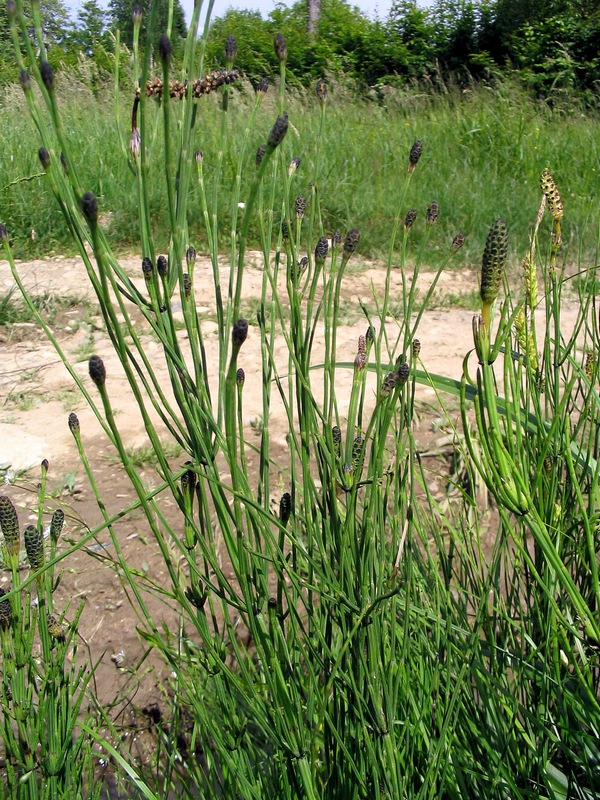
[72,0,110,58]
[202,0,600,98]
[107,0,187,50]
[0,68,598,265]
[1,0,598,99]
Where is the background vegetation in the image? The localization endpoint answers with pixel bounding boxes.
[0,76,598,263]
[1,0,599,99]
[0,0,598,262]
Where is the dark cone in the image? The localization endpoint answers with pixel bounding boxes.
[405,209,417,230]
[256,77,269,94]
[332,230,342,248]
[343,228,360,258]
[380,371,399,398]
[183,273,191,299]
[88,355,106,388]
[0,495,20,559]
[38,147,50,169]
[354,352,366,371]
[426,201,439,224]
[236,368,245,386]
[451,232,466,251]
[186,247,196,268]
[279,492,292,526]
[40,61,54,91]
[19,70,31,92]
[68,412,80,433]
[232,318,248,346]
[0,588,12,631]
[274,33,287,63]
[397,362,410,385]
[24,524,44,571]
[225,35,237,62]
[142,257,154,280]
[256,144,267,167]
[268,113,289,150]
[0,224,7,243]
[408,139,423,173]
[332,426,341,455]
[81,192,98,225]
[181,469,197,501]
[295,195,306,219]
[412,338,421,358]
[157,255,168,278]
[158,34,172,64]
[314,237,329,265]
[50,509,64,543]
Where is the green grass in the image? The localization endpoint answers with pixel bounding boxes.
[0,72,598,266]
[0,289,90,326]
[124,439,184,468]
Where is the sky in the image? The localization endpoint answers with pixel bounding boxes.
[186,0,399,21]
[67,0,433,24]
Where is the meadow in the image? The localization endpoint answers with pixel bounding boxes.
[0,63,598,268]
[1,3,600,799]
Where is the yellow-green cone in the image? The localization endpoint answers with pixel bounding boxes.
[480,218,508,331]
[540,169,564,221]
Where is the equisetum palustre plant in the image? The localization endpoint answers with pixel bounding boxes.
[1,1,599,798]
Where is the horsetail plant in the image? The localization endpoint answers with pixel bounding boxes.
[4,1,600,798]
[0,467,100,800]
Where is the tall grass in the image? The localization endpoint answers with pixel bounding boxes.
[2,0,600,798]
[0,63,598,265]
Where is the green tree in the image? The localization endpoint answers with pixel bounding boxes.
[483,0,600,96]
[73,0,109,56]
[39,0,72,45]
[108,0,187,49]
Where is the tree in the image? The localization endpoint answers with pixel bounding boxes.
[73,0,109,56]
[108,0,187,49]
[308,0,322,37]
[38,0,72,45]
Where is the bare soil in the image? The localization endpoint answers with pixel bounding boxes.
[0,252,580,740]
